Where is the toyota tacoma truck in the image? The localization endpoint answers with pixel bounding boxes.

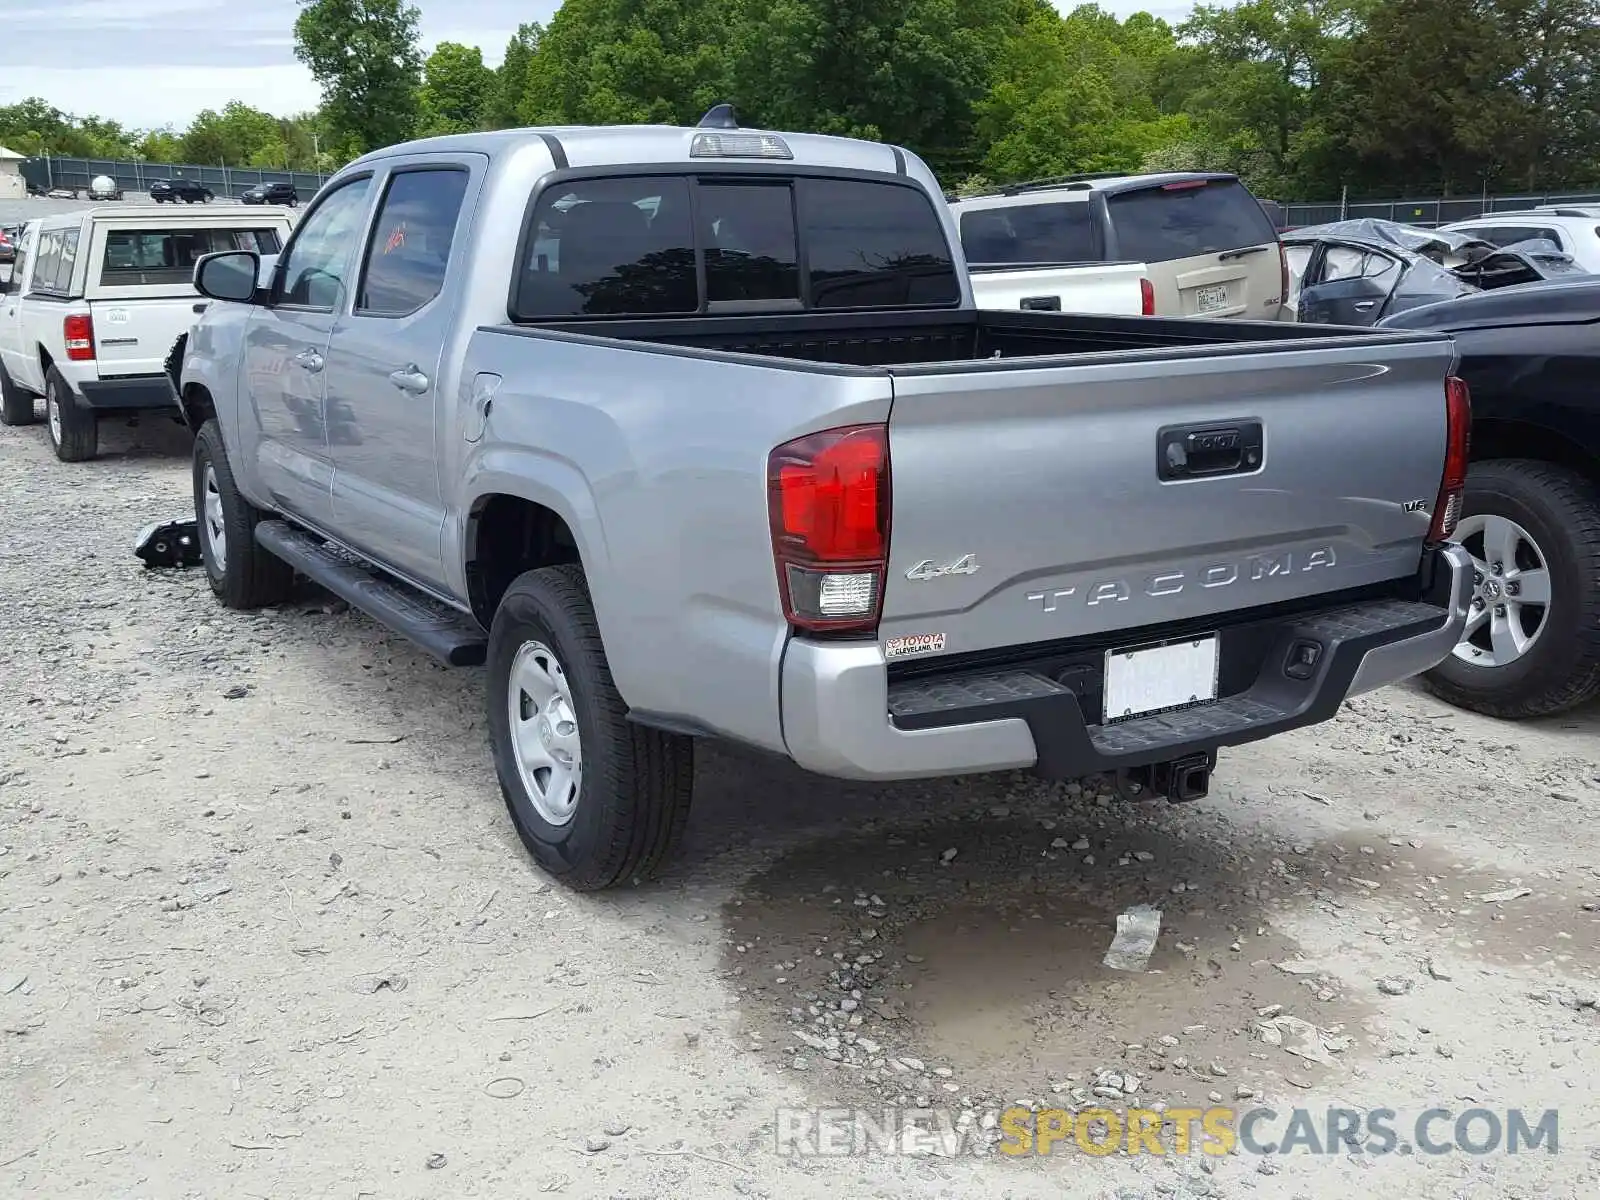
[176,110,1473,891]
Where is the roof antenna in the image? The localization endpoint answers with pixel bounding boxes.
[698,103,739,130]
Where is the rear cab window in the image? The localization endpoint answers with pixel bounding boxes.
[514,173,960,319]
[958,202,1099,264]
[1106,178,1278,264]
[98,227,285,287]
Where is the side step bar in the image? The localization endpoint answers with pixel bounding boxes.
[254,521,487,667]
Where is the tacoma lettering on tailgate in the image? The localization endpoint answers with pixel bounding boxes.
[1026,546,1338,613]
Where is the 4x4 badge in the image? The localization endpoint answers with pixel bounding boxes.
[906,554,980,581]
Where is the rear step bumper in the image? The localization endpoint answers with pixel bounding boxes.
[780,543,1471,781]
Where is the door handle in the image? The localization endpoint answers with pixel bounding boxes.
[389,364,430,394]
[1353,300,1377,311]
[294,348,324,372]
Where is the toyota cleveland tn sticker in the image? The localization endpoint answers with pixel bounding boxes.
[885,633,947,660]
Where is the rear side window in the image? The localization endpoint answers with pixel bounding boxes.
[959,202,1098,264]
[356,169,471,316]
[514,174,959,318]
[1107,179,1278,263]
[99,227,284,286]
[32,227,81,294]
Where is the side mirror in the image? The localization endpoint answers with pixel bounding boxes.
[194,250,260,304]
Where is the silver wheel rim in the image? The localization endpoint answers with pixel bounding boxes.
[202,463,227,571]
[1452,513,1550,668]
[507,640,582,825]
[46,386,61,444]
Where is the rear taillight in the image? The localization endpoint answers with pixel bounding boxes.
[1428,376,1471,543]
[1278,242,1290,305]
[768,424,890,634]
[1140,277,1154,316]
[64,313,95,362]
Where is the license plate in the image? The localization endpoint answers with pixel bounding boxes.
[1103,637,1219,723]
[1196,285,1229,313]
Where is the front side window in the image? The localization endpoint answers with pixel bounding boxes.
[100,228,284,286]
[355,169,471,316]
[1107,179,1279,263]
[276,177,374,309]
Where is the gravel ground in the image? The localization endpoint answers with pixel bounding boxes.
[2,410,1598,1199]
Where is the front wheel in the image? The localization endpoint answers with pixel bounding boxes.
[487,564,694,891]
[1422,458,1600,718]
[44,367,97,461]
[192,419,293,608]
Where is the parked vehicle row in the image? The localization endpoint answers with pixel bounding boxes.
[166,111,1472,892]
[0,206,295,459]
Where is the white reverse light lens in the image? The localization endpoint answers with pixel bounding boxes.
[818,572,877,616]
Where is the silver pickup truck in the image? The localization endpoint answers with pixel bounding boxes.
[179,110,1473,891]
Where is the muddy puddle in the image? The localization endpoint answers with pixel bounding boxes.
[721,792,1600,1112]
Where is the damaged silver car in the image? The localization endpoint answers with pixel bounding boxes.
[1284,218,1588,326]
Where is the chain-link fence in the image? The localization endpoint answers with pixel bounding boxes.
[21,155,334,202]
[1281,190,1600,229]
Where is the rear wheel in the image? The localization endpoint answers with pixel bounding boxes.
[487,564,694,891]
[1422,458,1600,718]
[192,418,293,608]
[0,360,36,426]
[44,367,97,461]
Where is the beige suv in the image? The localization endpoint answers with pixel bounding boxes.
[951,172,1288,320]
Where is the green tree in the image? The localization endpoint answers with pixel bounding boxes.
[520,0,732,127]
[1176,0,1360,195]
[419,41,493,135]
[486,23,542,129]
[724,0,1019,180]
[978,3,1192,181]
[293,0,424,155]
[180,101,287,167]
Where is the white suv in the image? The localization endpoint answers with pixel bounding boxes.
[1440,210,1600,272]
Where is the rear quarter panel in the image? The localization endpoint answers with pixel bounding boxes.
[455,328,893,753]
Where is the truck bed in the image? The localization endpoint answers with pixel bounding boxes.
[520,307,1421,370]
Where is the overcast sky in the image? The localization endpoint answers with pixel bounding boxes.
[0,0,1203,130]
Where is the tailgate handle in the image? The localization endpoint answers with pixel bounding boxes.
[1158,421,1263,481]
[1020,295,1061,311]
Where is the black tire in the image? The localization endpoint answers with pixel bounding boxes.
[487,564,694,891]
[192,418,293,609]
[202,191,214,203]
[1422,458,1600,719]
[44,367,97,461]
[0,360,36,426]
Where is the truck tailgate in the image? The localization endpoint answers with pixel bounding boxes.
[969,262,1147,317]
[879,334,1456,657]
[89,297,197,378]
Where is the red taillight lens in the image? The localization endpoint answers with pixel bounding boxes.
[768,424,890,633]
[1278,242,1290,305]
[64,313,95,361]
[1428,376,1471,544]
[1140,277,1154,316]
